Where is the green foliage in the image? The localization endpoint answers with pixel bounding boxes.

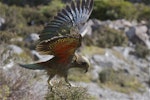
[141,0,150,5]
[0,3,43,36]
[125,0,150,5]
[0,31,16,43]
[45,82,95,100]
[136,4,150,21]
[85,26,127,48]
[39,0,65,18]
[22,6,47,25]
[0,0,50,7]
[134,43,150,58]
[81,46,106,56]
[92,0,150,21]
[0,1,64,36]
[99,68,144,93]
[92,0,138,20]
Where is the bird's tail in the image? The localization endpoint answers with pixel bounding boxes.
[19,63,45,70]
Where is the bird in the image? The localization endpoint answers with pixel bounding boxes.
[19,0,93,87]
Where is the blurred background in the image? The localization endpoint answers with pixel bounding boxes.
[0,0,150,100]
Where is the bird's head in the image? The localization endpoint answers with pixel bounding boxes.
[70,53,90,73]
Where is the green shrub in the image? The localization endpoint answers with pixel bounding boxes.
[136,4,150,21]
[0,1,64,36]
[22,6,47,25]
[0,3,44,36]
[39,0,65,18]
[134,43,150,58]
[45,81,95,100]
[99,68,144,93]
[84,26,127,48]
[125,0,150,5]
[91,0,138,20]
[0,0,50,7]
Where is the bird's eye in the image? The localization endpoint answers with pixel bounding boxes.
[81,62,87,65]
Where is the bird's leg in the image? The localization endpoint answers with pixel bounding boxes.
[47,75,54,91]
[64,75,71,88]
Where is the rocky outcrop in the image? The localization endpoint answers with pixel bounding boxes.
[126,25,150,49]
[84,19,150,49]
[82,46,150,100]
[7,45,23,54]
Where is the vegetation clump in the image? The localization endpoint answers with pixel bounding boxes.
[84,26,127,48]
[134,43,150,58]
[45,81,94,100]
[99,68,144,93]
[92,0,150,21]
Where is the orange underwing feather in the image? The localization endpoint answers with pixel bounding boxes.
[36,35,81,63]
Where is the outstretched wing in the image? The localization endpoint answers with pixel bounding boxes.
[40,0,93,41]
[37,0,93,63]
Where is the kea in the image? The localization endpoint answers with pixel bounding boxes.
[19,0,93,87]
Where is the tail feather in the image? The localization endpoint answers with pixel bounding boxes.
[19,63,45,70]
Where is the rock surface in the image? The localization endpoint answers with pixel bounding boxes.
[25,33,39,43]
[1,19,150,100]
[7,45,23,54]
[0,17,5,29]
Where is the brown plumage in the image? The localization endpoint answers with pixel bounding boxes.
[19,0,93,87]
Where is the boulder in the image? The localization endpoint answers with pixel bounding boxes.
[126,25,150,49]
[25,33,39,43]
[8,45,23,54]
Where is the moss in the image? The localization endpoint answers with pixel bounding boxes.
[0,85,10,100]
[99,68,144,93]
[81,46,106,56]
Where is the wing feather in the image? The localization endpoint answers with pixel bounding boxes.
[36,34,81,61]
[39,0,93,41]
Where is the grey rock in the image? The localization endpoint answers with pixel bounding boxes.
[8,45,23,54]
[25,33,39,42]
[113,46,135,58]
[0,17,5,29]
[88,46,150,100]
[108,19,132,30]
[76,82,130,100]
[126,25,150,49]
